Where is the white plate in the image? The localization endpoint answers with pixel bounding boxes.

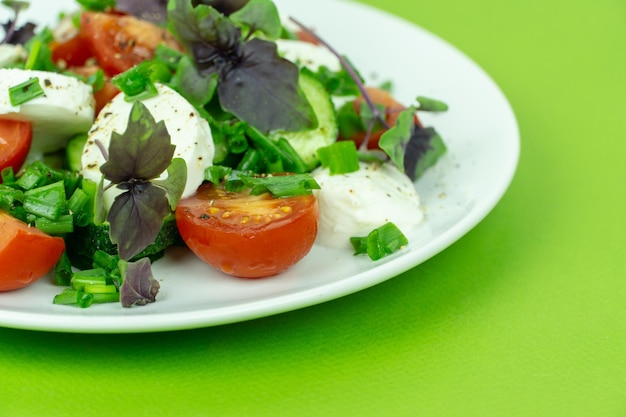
[0,0,519,333]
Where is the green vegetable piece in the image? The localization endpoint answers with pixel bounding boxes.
[53,289,94,308]
[317,141,360,176]
[416,96,449,112]
[350,222,409,261]
[239,173,320,198]
[35,214,74,235]
[23,180,66,220]
[71,268,108,291]
[8,77,45,106]
[54,252,73,286]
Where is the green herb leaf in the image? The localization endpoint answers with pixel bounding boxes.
[318,141,360,176]
[378,106,447,181]
[378,107,415,173]
[229,0,281,40]
[151,157,187,210]
[350,222,408,261]
[119,258,160,307]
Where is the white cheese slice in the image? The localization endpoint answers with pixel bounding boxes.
[0,68,95,157]
[81,83,214,210]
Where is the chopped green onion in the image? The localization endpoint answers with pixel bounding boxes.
[237,148,263,172]
[53,289,94,308]
[70,268,108,291]
[35,214,74,235]
[23,180,66,220]
[8,77,45,106]
[92,250,119,272]
[154,44,185,71]
[54,252,73,286]
[318,141,360,175]
[92,292,120,303]
[275,138,309,174]
[416,96,449,112]
[112,60,172,101]
[239,174,320,198]
[245,126,294,172]
[227,134,249,154]
[67,187,91,227]
[83,284,118,294]
[204,165,233,185]
[350,222,409,261]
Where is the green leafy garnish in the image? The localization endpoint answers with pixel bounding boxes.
[99,100,187,260]
[379,107,447,181]
[350,222,409,261]
[317,141,360,176]
[8,77,45,106]
[167,0,317,132]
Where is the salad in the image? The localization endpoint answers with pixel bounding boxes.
[0,0,447,309]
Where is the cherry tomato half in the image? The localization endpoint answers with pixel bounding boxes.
[0,211,66,291]
[79,11,185,76]
[340,87,422,150]
[175,183,319,279]
[0,118,32,176]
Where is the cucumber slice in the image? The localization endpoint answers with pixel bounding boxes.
[269,70,337,168]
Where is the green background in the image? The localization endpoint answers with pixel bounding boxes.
[2,0,625,416]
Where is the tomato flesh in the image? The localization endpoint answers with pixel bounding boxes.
[79,11,185,76]
[0,118,32,176]
[175,183,319,278]
[0,211,66,291]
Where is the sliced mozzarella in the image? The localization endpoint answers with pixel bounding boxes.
[312,162,423,249]
[0,69,95,157]
[275,39,342,72]
[81,83,214,209]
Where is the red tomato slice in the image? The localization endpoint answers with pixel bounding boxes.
[0,211,66,291]
[341,87,423,150]
[175,183,319,278]
[79,11,185,76]
[0,118,32,176]
[70,65,121,115]
[50,35,93,68]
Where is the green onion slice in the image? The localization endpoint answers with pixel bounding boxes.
[350,222,409,261]
[9,77,45,106]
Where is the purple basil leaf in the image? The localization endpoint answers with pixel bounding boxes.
[120,258,160,307]
[108,183,171,260]
[100,100,175,183]
[1,20,36,45]
[218,38,317,132]
[403,127,447,181]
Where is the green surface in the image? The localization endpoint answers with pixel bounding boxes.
[2,1,625,416]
